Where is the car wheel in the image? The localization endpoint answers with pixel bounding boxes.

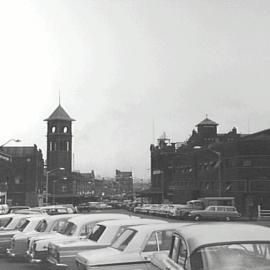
[194,215,201,221]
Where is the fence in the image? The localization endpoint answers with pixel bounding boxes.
[258,205,270,219]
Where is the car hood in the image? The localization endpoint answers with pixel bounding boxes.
[76,247,142,266]
[56,239,98,249]
[0,229,18,238]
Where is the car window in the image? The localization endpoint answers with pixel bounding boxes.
[0,217,12,227]
[52,220,67,232]
[35,220,47,232]
[17,219,30,232]
[63,222,77,236]
[170,236,180,262]
[177,238,188,267]
[217,207,225,211]
[208,206,215,211]
[111,229,136,251]
[80,223,95,237]
[144,232,158,252]
[156,230,173,251]
[88,225,106,241]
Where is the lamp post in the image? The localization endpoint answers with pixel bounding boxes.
[45,167,65,205]
[0,139,21,148]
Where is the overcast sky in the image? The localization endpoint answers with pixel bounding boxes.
[1,0,270,179]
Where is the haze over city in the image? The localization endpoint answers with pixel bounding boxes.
[1,0,270,178]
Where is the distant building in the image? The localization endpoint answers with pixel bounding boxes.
[1,145,44,206]
[150,117,270,215]
[0,151,12,204]
[115,169,133,199]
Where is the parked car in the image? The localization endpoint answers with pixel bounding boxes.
[75,222,192,270]
[188,205,241,221]
[149,223,270,270]
[27,213,139,263]
[0,214,34,231]
[6,214,77,259]
[7,206,31,213]
[0,215,46,253]
[47,218,167,269]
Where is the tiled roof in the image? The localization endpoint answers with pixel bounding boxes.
[44,105,75,121]
[196,117,218,126]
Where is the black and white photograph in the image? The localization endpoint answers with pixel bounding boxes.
[0,0,270,269]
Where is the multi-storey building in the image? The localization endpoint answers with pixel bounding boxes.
[150,117,270,215]
[115,169,133,198]
[1,145,44,206]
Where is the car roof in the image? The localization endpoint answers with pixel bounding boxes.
[97,218,167,227]
[41,213,78,222]
[68,213,137,225]
[26,215,46,221]
[174,223,270,253]
[129,222,193,232]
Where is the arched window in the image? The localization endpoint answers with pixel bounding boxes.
[51,126,56,133]
[63,126,68,133]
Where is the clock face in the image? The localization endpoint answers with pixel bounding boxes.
[63,126,68,133]
[51,126,56,133]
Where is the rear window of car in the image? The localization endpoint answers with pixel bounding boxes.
[111,229,136,251]
[17,219,30,232]
[62,222,77,236]
[88,225,106,241]
[35,220,48,232]
[0,217,12,227]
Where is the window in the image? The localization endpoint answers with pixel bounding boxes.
[177,238,188,266]
[88,225,106,242]
[35,220,47,232]
[144,232,158,252]
[51,126,56,133]
[80,223,95,237]
[14,176,21,185]
[66,141,70,151]
[52,220,68,232]
[111,229,136,251]
[63,126,68,133]
[170,236,180,262]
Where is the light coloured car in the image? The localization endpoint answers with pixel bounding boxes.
[27,213,138,263]
[47,218,167,269]
[75,222,192,270]
[0,215,46,254]
[7,214,77,259]
[149,223,270,270]
[188,205,241,221]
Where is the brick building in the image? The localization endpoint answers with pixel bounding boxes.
[1,145,44,206]
[150,117,270,215]
[115,169,133,199]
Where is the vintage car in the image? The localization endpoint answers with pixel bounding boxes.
[47,218,167,269]
[188,205,241,221]
[149,223,270,270]
[0,215,46,253]
[27,213,138,263]
[6,213,77,259]
[75,222,192,270]
[0,214,35,231]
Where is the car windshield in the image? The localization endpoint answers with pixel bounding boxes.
[88,225,106,242]
[62,222,77,236]
[190,242,270,270]
[35,220,48,232]
[111,229,136,251]
[52,220,69,232]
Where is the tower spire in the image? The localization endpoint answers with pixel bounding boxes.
[59,89,61,106]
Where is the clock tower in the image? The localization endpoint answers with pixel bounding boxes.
[44,104,75,173]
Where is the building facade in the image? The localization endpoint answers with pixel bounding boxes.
[115,169,133,199]
[151,117,270,215]
[1,145,44,206]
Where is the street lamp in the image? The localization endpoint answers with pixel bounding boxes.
[0,139,21,148]
[45,167,65,205]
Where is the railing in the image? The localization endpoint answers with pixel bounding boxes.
[258,205,270,219]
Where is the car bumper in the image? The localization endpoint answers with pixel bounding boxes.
[27,250,48,263]
[47,257,68,269]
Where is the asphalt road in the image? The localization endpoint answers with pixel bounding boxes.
[1,208,270,270]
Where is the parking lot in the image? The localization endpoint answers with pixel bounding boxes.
[1,208,270,270]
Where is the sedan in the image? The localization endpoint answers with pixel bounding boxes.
[75,222,192,270]
[27,213,138,263]
[47,218,167,269]
[7,213,77,259]
[149,223,270,270]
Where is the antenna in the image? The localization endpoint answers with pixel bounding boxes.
[152,119,155,144]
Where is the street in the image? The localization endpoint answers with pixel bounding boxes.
[1,209,270,270]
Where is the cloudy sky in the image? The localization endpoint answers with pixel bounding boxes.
[1,0,270,179]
